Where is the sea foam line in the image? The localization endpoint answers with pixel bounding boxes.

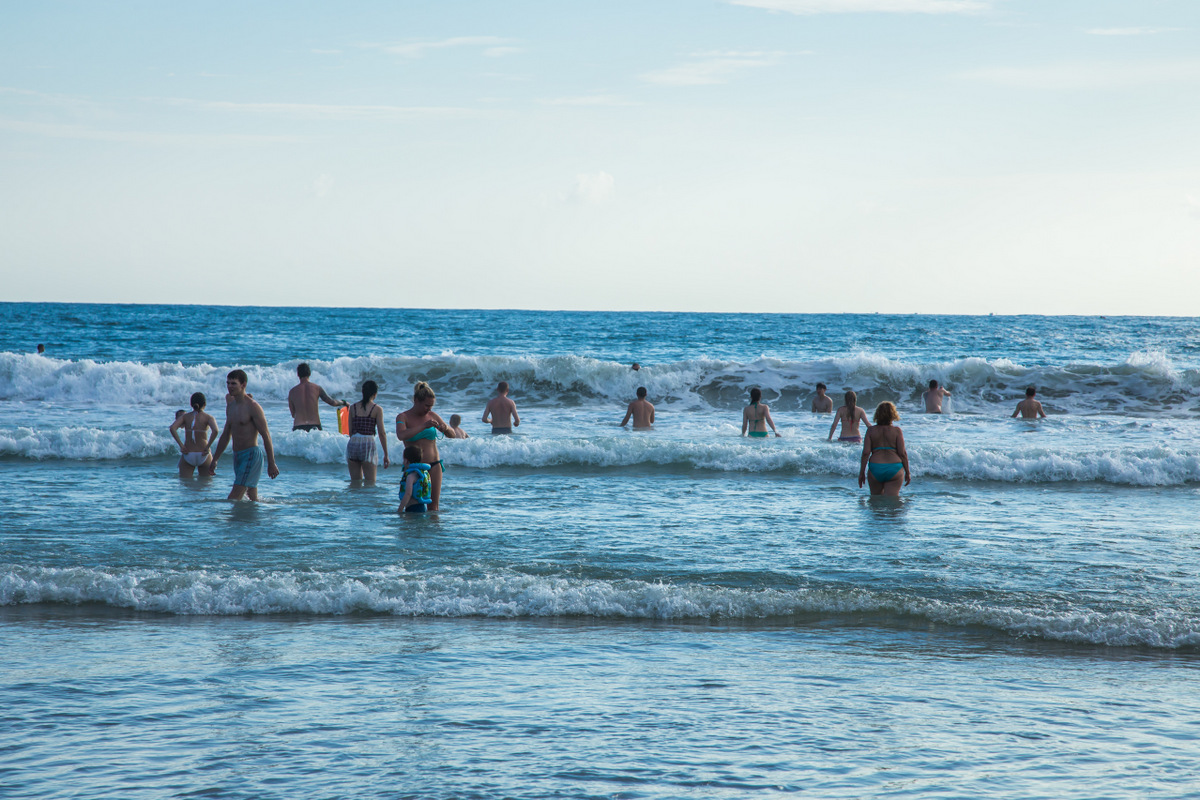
[2,566,1196,649]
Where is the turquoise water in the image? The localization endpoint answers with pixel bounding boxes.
[2,303,1199,798]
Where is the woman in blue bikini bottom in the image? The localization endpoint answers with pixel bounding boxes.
[859,401,910,496]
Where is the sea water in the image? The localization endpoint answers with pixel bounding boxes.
[1,304,1198,799]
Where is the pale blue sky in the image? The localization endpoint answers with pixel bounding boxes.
[2,0,1197,313]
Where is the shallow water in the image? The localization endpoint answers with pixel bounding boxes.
[2,303,1199,798]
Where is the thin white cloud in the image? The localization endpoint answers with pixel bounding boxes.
[160,98,482,120]
[571,171,615,205]
[642,50,785,86]
[313,174,335,198]
[538,94,638,106]
[371,36,514,58]
[484,46,523,58]
[730,0,988,14]
[1086,27,1179,36]
[962,59,1200,90]
[0,85,109,115]
[0,117,301,145]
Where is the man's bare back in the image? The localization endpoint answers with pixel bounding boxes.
[288,367,342,430]
[621,398,655,429]
[483,383,520,432]
[1013,397,1046,419]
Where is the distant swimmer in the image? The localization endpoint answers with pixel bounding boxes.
[288,362,346,431]
[742,387,781,438]
[483,381,521,434]
[621,387,655,429]
[829,390,869,443]
[859,401,910,496]
[631,362,640,371]
[169,392,218,478]
[36,344,45,354]
[209,370,279,501]
[923,379,951,413]
[397,445,433,514]
[812,383,833,413]
[397,381,452,511]
[446,414,470,439]
[346,380,390,483]
[1012,386,1047,419]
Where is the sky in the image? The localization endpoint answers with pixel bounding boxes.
[1,0,1198,314]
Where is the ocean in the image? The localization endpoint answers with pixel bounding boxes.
[2,303,1198,799]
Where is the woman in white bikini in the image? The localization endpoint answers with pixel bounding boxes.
[170,392,218,478]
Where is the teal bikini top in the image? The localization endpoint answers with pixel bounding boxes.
[409,426,440,442]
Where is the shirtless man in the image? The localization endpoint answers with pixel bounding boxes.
[620,387,655,429]
[209,370,279,500]
[483,381,520,434]
[923,379,951,413]
[288,363,345,431]
[1012,386,1047,419]
[811,383,833,413]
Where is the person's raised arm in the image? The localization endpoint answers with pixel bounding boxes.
[374,406,390,468]
[897,429,911,485]
[251,403,280,479]
[319,386,344,407]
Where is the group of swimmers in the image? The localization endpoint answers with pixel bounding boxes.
[743,380,1048,497]
[170,365,525,512]
[169,363,1050,507]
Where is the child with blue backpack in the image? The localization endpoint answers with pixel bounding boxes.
[398,445,433,513]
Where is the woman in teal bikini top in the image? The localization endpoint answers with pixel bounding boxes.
[742,387,781,438]
[858,401,910,496]
[395,381,452,512]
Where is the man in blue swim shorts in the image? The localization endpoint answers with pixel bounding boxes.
[210,369,280,501]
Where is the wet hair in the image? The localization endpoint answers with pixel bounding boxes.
[36,344,45,353]
[297,363,311,379]
[227,369,248,386]
[190,392,206,410]
[497,381,509,393]
[361,380,378,406]
[929,379,939,389]
[816,382,826,391]
[1026,386,1037,397]
[844,390,857,418]
[749,387,762,403]
[874,401,899,425]
[414,381,435,401]
[402,445,423,464]
[637,387,647,398]
[449,414,462,426]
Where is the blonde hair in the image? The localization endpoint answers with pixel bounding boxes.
[874,401,899,425]
[414,381,435,401]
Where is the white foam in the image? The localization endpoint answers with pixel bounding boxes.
[3,565,1195,648]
